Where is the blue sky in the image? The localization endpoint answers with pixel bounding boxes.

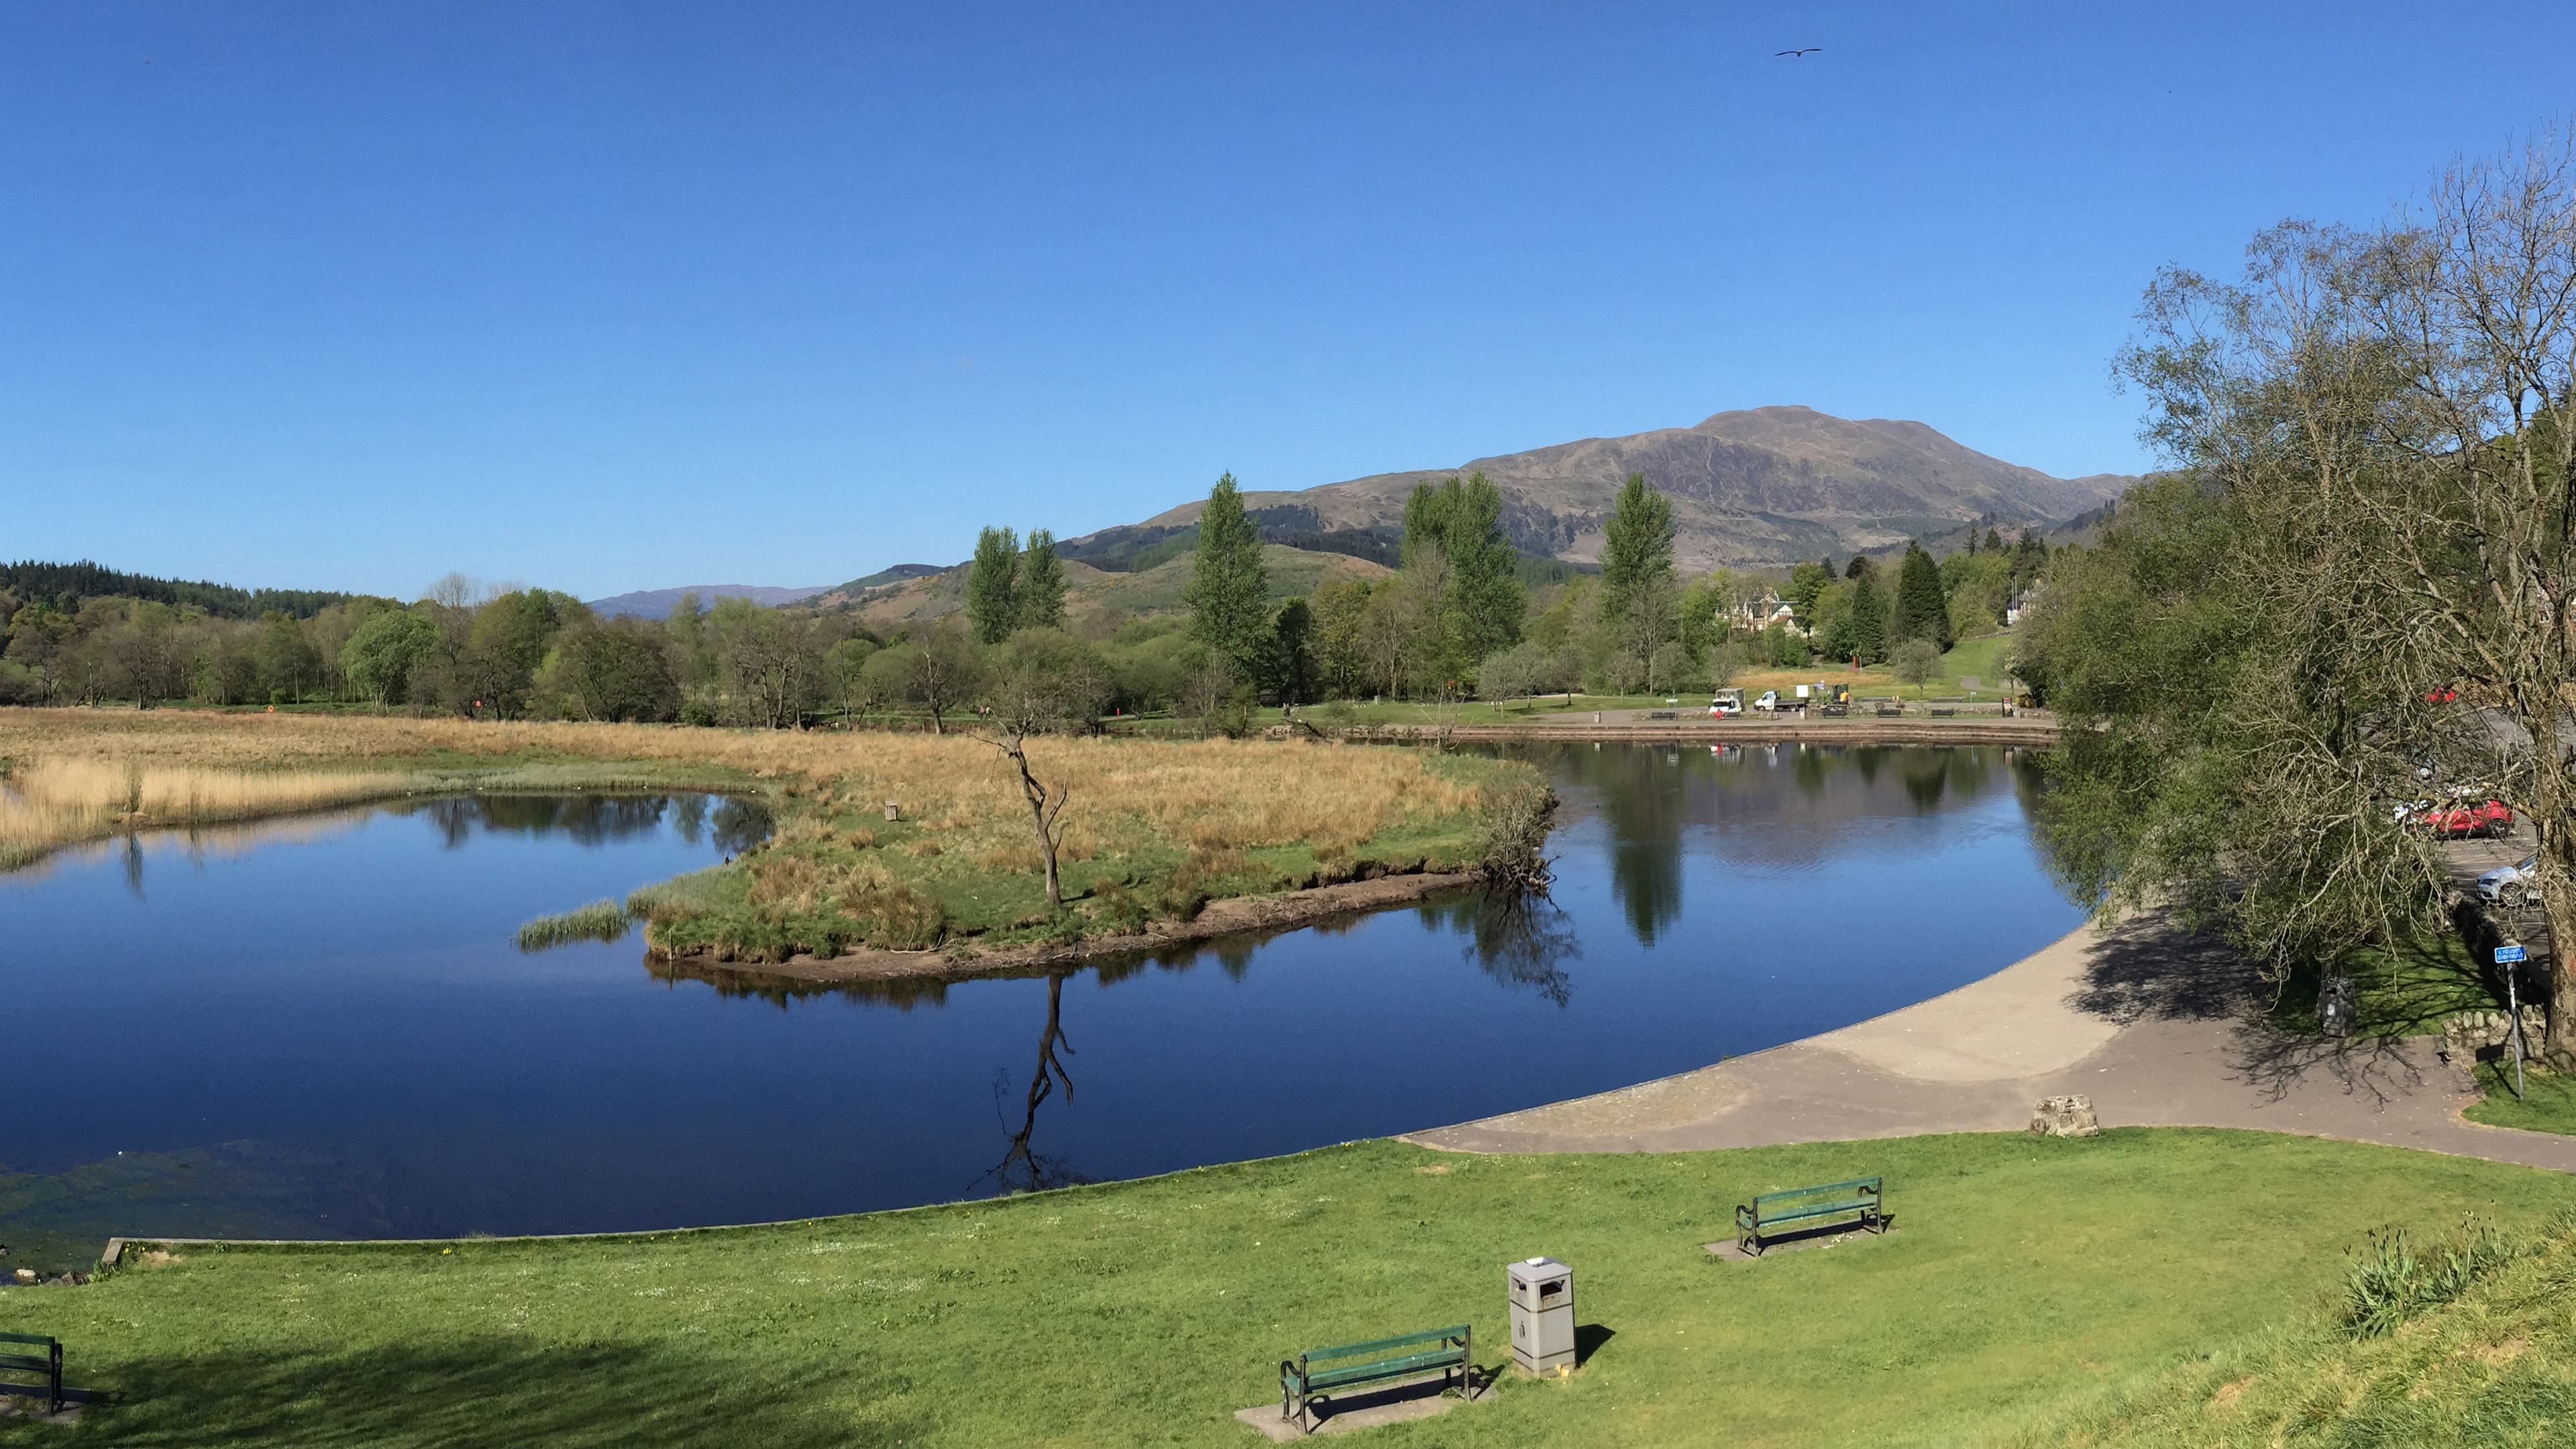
[3,3,2564,600]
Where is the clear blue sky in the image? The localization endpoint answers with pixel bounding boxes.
[3,2,2563,600]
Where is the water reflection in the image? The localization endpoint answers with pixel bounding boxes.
[0,747,2080,1255]
[397,793,771,854]
[1416,895,1582,1006]
[979,973,1089,1196]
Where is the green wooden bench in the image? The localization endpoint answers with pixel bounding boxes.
[1735,1175,1886,1256]
[1279,1324,1474,1432]
[0,1332,63,1417]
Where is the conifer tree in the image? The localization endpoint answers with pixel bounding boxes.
[1892,541,1952,649]
[1598,473,1676,633]
[1847,571,1888,664]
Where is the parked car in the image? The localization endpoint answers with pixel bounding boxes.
[2398,796,2515,839]
[1752,690,1782,712]
[1709,688,1744,718]
[2478,854,2544,907]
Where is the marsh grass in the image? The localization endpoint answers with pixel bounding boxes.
[0,708,1544,955]
[515,900,634,951]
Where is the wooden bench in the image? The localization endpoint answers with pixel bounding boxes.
[1280,1324,1474,1431]
[1872,702,1903,717]
[1644,710,1678,720]
[1735,1176,1886,1256]
[0,1332,62,1417]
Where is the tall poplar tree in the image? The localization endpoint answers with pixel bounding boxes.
[1185,473,1270,674]
[965,527,1022,644]
[1017,529,1065,631]
[1597,473,1676,635]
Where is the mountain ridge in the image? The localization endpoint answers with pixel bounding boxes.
[1120,404,2128,572]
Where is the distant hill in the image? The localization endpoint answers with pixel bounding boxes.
[0,559,355,619]
[1104,405,2132,572]
[586,584,833,620]
[813,547,1393,632]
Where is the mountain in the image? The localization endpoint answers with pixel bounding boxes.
[1107,405,2133,572]
[808,548,1392,631]
[586,584,833,619]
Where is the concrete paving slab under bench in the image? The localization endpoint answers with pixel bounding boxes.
[1233,1375,1488,1440]
[1703,1220,1898,1262]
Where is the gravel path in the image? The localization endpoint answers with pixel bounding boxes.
[1406,912,2576,1172]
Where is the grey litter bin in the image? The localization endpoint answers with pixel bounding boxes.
[1506,1256,1574,1376]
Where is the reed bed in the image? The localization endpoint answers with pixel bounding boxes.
[3,710,1543,959]
[514,899,635,951]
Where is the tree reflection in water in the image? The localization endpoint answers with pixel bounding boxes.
[977,973,1089,1196]
[402,794,772,853]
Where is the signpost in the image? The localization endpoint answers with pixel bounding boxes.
[2498,943,2530,1102]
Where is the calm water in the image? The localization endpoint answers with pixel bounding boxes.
[0,745,2077,1265]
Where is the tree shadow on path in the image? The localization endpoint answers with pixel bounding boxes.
[2068,911,2443,1110]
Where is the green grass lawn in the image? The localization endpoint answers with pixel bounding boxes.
[2462,1057,2576,1134]
[2270,934,2502,1038]
[1,1130,2561,1448]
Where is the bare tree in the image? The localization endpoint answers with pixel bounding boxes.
[971,630,1106,908]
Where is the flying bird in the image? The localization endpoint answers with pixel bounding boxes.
[1776,47,1822,57]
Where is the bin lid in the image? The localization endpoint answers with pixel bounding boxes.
[1509,1255,1568,1277]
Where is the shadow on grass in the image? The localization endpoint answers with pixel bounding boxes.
[72,1338,898,1448]
[1573,1324,1615,1368]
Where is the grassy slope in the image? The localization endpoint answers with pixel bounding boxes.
[2020,1214,2576,1447]
[1,1130,2561,1448]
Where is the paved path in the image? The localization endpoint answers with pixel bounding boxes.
[1407,913,2576,1172]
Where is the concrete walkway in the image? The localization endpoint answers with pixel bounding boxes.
[1407,914,2576,1172]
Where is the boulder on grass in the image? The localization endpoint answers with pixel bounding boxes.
[2029,1095,2100,1138]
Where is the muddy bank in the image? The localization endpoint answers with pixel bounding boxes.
[647,865,1485,985]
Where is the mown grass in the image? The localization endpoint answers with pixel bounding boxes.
[0,1130,2559,1448]
[2461,1058,2576,1135]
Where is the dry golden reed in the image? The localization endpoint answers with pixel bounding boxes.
[0,708,1496,869]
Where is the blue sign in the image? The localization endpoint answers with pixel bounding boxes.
[2497,945,2528,963]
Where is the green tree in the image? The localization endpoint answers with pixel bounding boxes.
[1784,559,1833,619]
[1890,541,1952,649]
[1016,529,1065,631]
[1845,572,1887,664]
[1597,473,1676,631]
[553,618,681,722]
[1892,638,1942,696]
[341,609,440,706]
[1271,596,1316,704]
[1184,473,1270,676]
[965,527,1022,645]
[253,616,321,702]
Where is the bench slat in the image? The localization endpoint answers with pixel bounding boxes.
[1304,1348,1466,1390]
[0,1334,56,1347]
[1757,1198,1872,1223]
[1303,1325,1468,1362]
[1752,1176,1880,1203]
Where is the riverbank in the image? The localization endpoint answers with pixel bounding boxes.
[1305,712,2059,747]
